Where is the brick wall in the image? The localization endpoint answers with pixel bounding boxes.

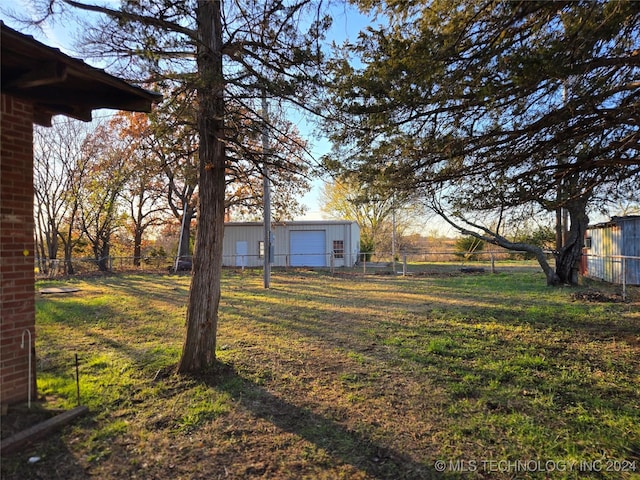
[1,93,36,406]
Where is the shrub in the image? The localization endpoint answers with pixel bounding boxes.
[454,236,485,261]
[509,226,555,260]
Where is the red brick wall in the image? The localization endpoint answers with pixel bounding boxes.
[1,93,36,405]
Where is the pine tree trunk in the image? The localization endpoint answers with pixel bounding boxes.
[554,198,589,285]
[177,0,225,373]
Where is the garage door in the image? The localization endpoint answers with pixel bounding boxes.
[290,230,326,267]
[236,241,248,267]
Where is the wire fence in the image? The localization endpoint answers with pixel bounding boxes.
[36,249,546,278]
[35,252,640,301]
[35,255,175,277]
[581,254,640,299]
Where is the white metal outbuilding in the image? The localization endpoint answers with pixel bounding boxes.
[222,221,360,268]
[581,215,640,285]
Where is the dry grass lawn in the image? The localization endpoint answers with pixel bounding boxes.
[2,266,639,479]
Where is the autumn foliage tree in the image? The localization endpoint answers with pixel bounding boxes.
[113,112,169,266]
[321,175,420,256]
[33,120,92,275]
[78,121,131,272]
[145,90,200,262]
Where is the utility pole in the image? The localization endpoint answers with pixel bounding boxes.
[391,205,397,275]
[262,90,271,288]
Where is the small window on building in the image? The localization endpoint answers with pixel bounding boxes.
[584,237,592,249]
[333,240,344,259]
[258,241,264,258]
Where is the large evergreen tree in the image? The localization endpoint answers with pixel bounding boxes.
[325,0,640,285]
[37,0,328,372]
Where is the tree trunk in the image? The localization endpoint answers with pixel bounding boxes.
[133,200,144,267]
[96,237,110,272]
[35,215,48,275]
[555,207,563,252]
[178,208,194,260]
[64,244,75,275]
[177,0,225,374]
[62,203,79,275]
[133,228,143,267]
[47,218,58,264]
[554,197,589,285]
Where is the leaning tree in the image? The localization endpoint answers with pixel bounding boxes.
[324,0,640,285]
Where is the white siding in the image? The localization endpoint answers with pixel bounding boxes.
[222,221,360,268]
[585,225,621,283]
[222,224,264,267]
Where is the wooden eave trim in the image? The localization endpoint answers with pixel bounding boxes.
[4,61,68,89]
[1,22,162,119]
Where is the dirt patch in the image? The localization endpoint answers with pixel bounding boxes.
[39,287,81,295]
[571,288,624,303]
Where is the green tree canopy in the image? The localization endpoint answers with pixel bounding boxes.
[324,0,640,285]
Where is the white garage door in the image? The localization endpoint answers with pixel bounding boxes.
[290,230,326,267]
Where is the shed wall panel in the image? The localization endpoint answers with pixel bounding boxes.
[585,217,640,285]
[621,218,640,284]
[622,219,640,256]
[222,225,264,267]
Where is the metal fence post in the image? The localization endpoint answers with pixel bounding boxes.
[622,256,627,301]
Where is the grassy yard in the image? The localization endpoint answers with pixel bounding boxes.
[2,267,639,479]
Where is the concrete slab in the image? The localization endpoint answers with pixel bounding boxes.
[39,287,80,295]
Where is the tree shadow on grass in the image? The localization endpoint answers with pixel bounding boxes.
[1,431,87,480]
[198,361,453,480]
